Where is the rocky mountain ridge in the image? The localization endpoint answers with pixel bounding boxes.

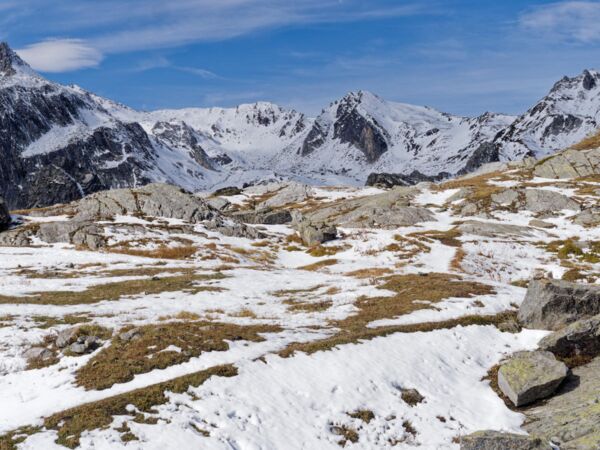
[1,42,600,208]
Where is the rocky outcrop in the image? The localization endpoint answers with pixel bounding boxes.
[460,431,546,450]
[294,221,337,246]
[231,208,292,225]
[303,186,433,229]
[524,357,600,449]
[457,221,538,238]
[365,170,448,188]
[489,188,580,214]
[573,206,600,227]
[533,147,600,179]
[0,220,106,250]
[518,279,600,330]
[257,182,313,209]
[0,196,10,230]
[538,314,600,360]
[497,351,567,407]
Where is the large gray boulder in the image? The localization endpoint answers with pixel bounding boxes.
[573,206,600,227]
[257,182,313,209]
[0,220,105,249]
[458,220,538,238]
[303,186,433,229]
[539,314,600,360]
[489,188,580,214]
[533,147,600,179]
[294,221,337,246]
[524,357,600,449]
[460,431,547,450]
[0,196,10,230]
[231,208,292,225]
[497,351,568,407]
[518,279,600,330]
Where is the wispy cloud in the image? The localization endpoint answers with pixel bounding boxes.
[133,56,218,79]
[520,1,600,42]
[16,39,103,72]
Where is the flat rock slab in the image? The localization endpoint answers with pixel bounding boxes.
[524,357,600,449]
[498,351,567,407]
[519,279,600,330]
[460,431,547,450]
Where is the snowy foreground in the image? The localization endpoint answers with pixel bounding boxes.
[0,173,599,449]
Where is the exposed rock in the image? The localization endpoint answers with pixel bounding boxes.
[55,327,80,348]
[212,186,242,197]
[0,196,10,230]
[231,209,292,225]
[365,171,448,188]
[294,221,337,246]
[206,197,231,212]
[533,147,600,179]
[456,142,501,176]
[257,182,313,209]
[524,357,600,449]
[69,335,101,355]
[23,347,54,361]
[518,279,600,330]
[497,351,568,407]
[538,314,600,360]
[458,220,537,238]
[400,388,424,406]
[0,220,106,249]
[460,430,546,450]
[119,328,142,342]
[303,186,433,229]
[573,206,600,227]
[529,219,556,229]
[489,188,580,214]
[524,189,580,213]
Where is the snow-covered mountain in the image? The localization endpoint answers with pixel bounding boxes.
[494,69,600,160]
[1,41,600,208]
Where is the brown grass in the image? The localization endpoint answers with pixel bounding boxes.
[109,245,198,260]
[0,365,237,449]
[0,271,225,305]
[299,259,338,271]
[284,299,333,313]
[306,245,348,257]
[345,267,394,279]
[571,130,600,150]
[348,409,375,423]
[409,228,463,248]
[76,321,280,390]
[450,247,466,272]
[279,274,498,357]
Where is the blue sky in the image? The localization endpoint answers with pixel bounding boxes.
[2,0,599,116]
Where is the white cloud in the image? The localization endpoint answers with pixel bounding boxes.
[16,39,103,72]
[520,1,600,42]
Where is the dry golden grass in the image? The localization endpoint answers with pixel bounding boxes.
[345,267,394,279]
[409,228,463,248]
[571,130,600,150]
[283,299,333,313]
[0,271,226,305]
[306,244,349,257]
[279,273,496,357]
[299,259,338,271]
[76,321,280,390]
[450,247,466,272]
[109,245,198,260]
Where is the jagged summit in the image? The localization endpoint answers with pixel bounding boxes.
[0,42,43,83]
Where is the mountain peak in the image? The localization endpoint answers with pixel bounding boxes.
[0,42,31,77]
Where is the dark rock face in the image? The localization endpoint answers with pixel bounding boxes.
[518,279,600,330]
[365,170,448,188]
[0,196,10,230]
[301,120,327,156]
[333,94,388,163]
[152,121,214,170]
[539,314,600,360]
[456,142,500,175]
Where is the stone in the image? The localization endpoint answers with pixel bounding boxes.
[0,196,10,230]
[524,189,580,213]
[231,209,292,225]
[458,220,537,238]
[212,186,242,197]
[55,327,80,348]
[69,335,100,355]
[365,170,447,188]
[119,328,142,342]
[528,219,556,229]
[460,430,546,450]
[295,221,337,246]
[533,147,600,179]
[23,347,54,361]
[206,197,231,212]
[524,357,600,449]
[257,182,314,209]
[538,314,600,360]
[518,279,600,330]
[573,206,600,227]
[497,351,568,407]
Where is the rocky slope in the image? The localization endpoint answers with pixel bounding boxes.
[2,41,600,208]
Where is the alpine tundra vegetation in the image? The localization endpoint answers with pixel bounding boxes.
[1,2,600,448]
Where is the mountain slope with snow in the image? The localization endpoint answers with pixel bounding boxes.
[1,41,600,208]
